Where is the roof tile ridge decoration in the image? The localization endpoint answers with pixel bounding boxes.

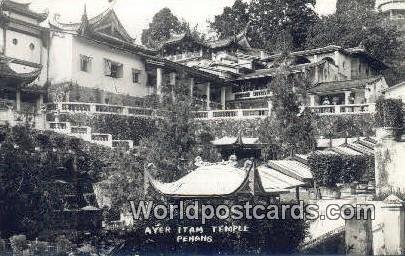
[1,0,48,22]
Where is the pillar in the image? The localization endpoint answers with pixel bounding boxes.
[36,94,44,113]
[189,77,194,97]
[16,89,21,112]
[268,100,273,116]
[170,72,176,102]
[156,68,162,102]
[206,82,211,110]
[309,94,316,106]
[314,55,319,83]
[382,195,405,255]
[345,206,373,255]
[344,91,351,105]
[220,86,226,110]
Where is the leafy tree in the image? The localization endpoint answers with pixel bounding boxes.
[141,8,205,49]
[141,8,189,49]
[336,0,375,14]
[209,0,318,51]
[139,72,198,181]
[259,55,317,159]
[305,4,400,64]
[209,0,250,39]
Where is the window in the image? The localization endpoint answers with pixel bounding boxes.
[12,38,18,45]
[29,43,35,50]
[80,55,92,72]
[132,69,141,83]
[104,59,123,78]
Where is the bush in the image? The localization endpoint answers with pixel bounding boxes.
[375,98,404,128]
[10,235,27,254]
[0,239,6,252]
[308,153,373,188]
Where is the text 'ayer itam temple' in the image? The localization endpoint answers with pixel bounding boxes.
[4,0,405,254]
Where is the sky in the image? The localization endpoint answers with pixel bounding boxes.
[24,0,337,43]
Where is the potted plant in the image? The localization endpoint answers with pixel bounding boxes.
[375,98,404,140]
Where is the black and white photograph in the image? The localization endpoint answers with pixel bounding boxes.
[0,0,404,255]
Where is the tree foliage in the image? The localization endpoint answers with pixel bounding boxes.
[141,7,205,49]
[305,3,400,64]
[139,72,199,181]
[209,0,318,51]
[259,56,317,159]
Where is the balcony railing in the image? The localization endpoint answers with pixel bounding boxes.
[47,102,156,117]
[195,108,269,120]
[307,104,375,115]
[234,89,272,100]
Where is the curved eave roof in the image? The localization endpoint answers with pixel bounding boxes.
[0,59,42,84]
[146,163,306,198]
[1,0,48,22]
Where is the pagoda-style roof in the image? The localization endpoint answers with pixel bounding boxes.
[0,57,42,84]
[145,161,308,198]
[208,27,251,50]
[0,0,48,23]
[50,7,156,55]
[159,25,251,51]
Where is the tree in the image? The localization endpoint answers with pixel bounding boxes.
[209,0,250,39]
[259,55,317,159]
[209,0,318,51]
[336,0,375,14]
[305,4,400,64]
[141,8,189,49]
[139,72,199,181]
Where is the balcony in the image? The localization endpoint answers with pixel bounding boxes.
[307,103,376,115]
[46,102,157,117]
[233,89,272,100]
[195,108,269,120]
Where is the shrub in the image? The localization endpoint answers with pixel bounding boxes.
[375,98,404,128]
[0,239,6,252]
[308,153,373,188]
[10,235,27,254]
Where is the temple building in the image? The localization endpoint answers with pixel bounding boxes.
[0,0,49,128]
[47,5,231,112]
[160,31,389,113]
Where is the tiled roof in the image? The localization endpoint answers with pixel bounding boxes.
[309,76,382,94]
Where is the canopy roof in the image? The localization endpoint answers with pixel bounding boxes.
[146,162,308,198]
[211,136,261,146]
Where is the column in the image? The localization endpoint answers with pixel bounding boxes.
[314,55,319,83]
[268,100,273,117]
[170,72,176,101]
[309,94,316,106]
[381,195,405,255]
[206,82,211,110]
[189,77,194,97]
[220,86,226,110]
[16,88,21,112]
[344,90,351,105]
[156,68,163,102]
[36,94,44,113]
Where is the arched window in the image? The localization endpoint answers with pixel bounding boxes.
[12,38,18,45]
[29,43,35,50]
